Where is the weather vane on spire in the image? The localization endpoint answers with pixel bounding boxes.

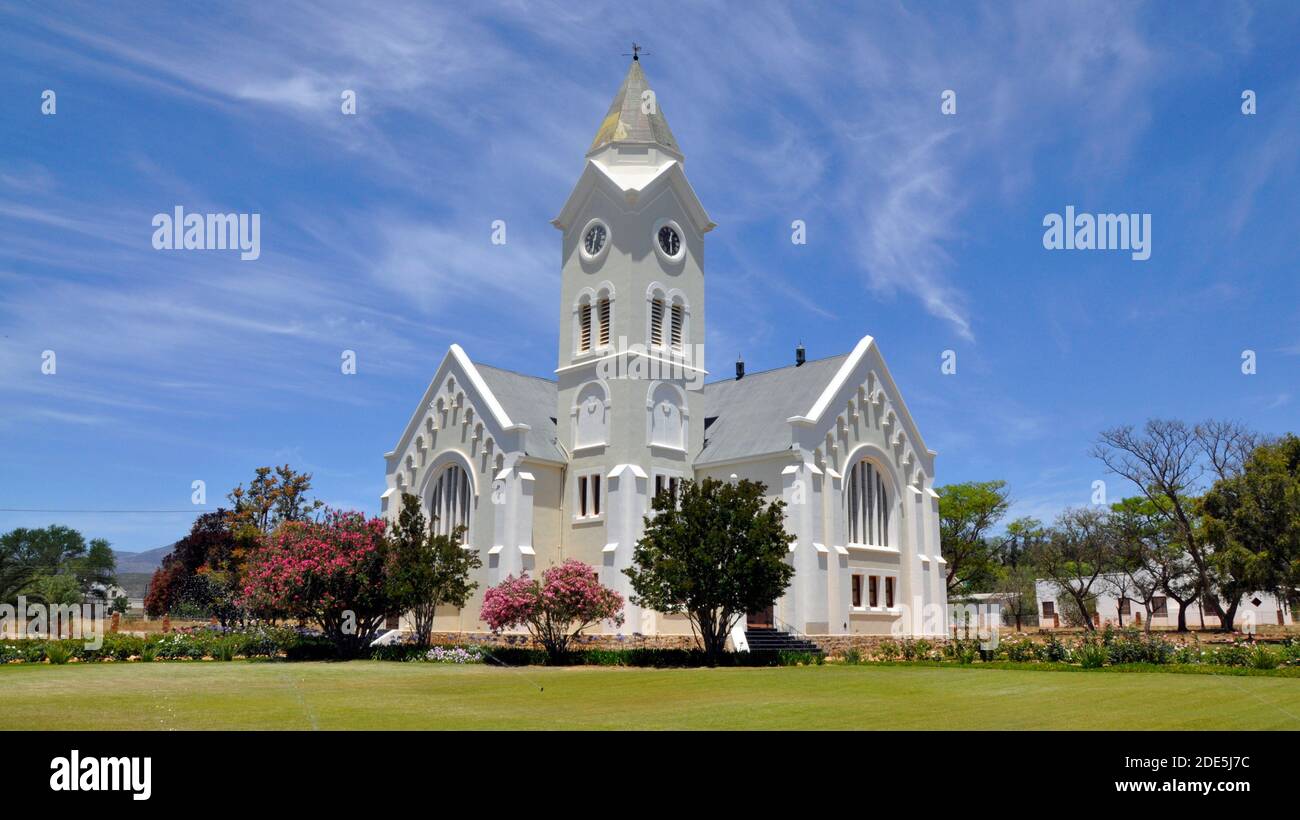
[624,42,648,62]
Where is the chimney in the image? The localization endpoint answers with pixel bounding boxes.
[735,355,745,380]
[795,343,806,367]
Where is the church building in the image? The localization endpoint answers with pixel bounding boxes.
[383,56,949,640]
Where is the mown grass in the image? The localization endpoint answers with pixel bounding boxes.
[3,660,1299,730]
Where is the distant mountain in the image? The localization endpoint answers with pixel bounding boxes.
[112,544,174,574]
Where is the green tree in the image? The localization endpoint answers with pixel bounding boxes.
[624,478,795,663]
[1030,507,1117,632]
[0,525,116,604]
[387,493,482,648]
[226,464,324,536]
[937,480,1011,595]
[1110,496,1196,631]
[145,511,244,625]
[75,538,117,596]
[1094,418,1260,630]
[990,563,1038,631]
[1201,434,1300,625]
[997,516,1046,569]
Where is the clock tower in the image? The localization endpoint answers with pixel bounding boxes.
[551,55,715,630]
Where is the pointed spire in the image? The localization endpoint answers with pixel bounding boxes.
[588,58,681,158]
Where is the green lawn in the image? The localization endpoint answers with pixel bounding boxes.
[3,661,1298,729]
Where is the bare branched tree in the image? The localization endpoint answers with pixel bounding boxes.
[1094,418,1263,631]
[1194,419,1262,483]
[1030,507,1117,632]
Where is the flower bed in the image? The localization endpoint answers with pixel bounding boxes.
[830,628,1300,671]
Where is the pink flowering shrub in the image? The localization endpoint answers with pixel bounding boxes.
[242,509,394,656]
[481,559,624,661]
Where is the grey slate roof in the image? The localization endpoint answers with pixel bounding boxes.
[472,352,850,467]
[474,363,564,462]
[589,60,680,156]
[698,354,850,464]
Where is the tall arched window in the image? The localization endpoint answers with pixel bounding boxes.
[428,463,471,540]
[847,459,890,546]
[647,284,687,351]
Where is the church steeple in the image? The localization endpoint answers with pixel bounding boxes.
[588,57,681,160]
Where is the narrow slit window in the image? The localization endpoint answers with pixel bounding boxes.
[650,298,665,347]
[597,297,611,347]
[578,301,592,353]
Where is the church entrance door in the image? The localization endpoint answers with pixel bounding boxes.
[747,605,774,629]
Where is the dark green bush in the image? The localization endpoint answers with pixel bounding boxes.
[1075,640,1108,668]
[1000,638,1039,662]
[1210,642,1252,667]
[1042,635,1070,663]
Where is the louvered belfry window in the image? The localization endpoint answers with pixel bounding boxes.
[578,301,592,352]
[847,460,889,546]
[597,297,611,347]
[650,298,665,346]
[670,302,684,351]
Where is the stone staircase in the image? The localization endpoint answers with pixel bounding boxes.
[743,627,822,654]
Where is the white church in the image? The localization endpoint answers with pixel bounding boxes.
[382,56,949,641]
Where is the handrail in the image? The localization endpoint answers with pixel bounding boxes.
[772,613,815,644]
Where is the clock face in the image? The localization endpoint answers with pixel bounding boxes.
[583,223,607,256]
[657,225,680,257]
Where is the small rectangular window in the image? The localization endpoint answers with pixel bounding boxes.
[868,575,879,608]
[885,577,895,609]
[654,474,680,505]
[1118,597,1130,615]
[577,473,602,519]
[1152,596,1167,617]
[1042,601,1055,618]
[851,575,863,608]
[670,302,684,350]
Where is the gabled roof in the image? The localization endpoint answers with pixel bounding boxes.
[698,354,850,464]
[589,59,680,158]
[474,364,563,462]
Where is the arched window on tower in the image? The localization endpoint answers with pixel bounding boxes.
[577,298,593,353]
[428,463,471,541]
[598,294,611,347]
[846,458,891,547]
[670,300,684,351]
[649,294,665,347]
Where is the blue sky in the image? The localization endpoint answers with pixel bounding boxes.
[2,1,1298,553]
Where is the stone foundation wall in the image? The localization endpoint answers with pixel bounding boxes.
[427,631,702,651]
[809,635,950,657]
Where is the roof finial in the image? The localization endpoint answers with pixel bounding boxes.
[624,42,646,62]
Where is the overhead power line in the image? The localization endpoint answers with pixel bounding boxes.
[0,508,212,514]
